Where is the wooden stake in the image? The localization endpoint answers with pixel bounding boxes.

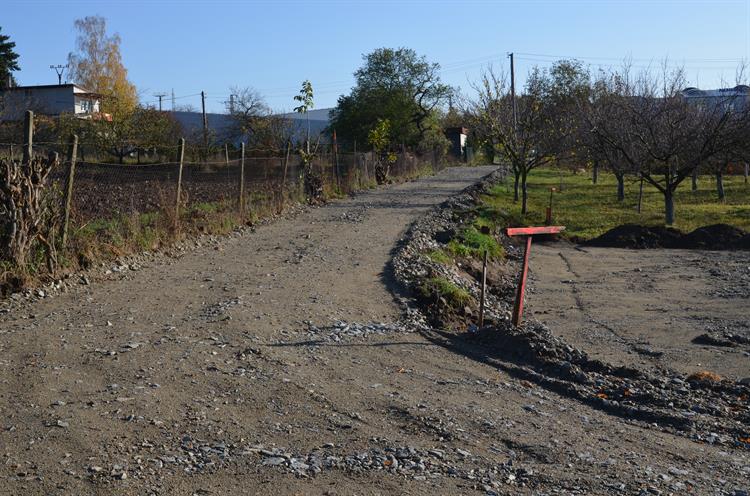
[239,142,246,215]
[61,134,78,247]
[282,140,290,195]
[637,174,644,214]
[175,138,185,227]
[225,143,229,168]
[511,236,533,327]
[23,110,33,162]
[478,249,488,328]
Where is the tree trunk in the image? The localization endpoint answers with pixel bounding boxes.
[716,171,725,201]
[513,172,520,202]
[616,173,624,202]
[521,172,529,215]
[745,163,748,184]
[691,168,698,192]
[665,189,675,225]
[592,161,598,184]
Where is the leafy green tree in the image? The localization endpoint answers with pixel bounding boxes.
[294,80,314,154]
[0,27,20,89]
[330,48,451,149]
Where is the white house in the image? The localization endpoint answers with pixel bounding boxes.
[0,84,102,121]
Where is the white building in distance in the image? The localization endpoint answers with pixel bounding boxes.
[0,84,102,121]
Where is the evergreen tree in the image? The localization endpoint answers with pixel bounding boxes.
[0,27,20,89]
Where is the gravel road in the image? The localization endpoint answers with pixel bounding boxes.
[1,165,748,495]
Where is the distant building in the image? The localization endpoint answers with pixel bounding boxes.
[0,84,102,121]
[171,107,333,146]
[445,126,469,161]
[681,85,750,111]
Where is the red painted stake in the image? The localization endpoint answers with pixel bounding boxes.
[511,235,533,327]
[506,225,565,327]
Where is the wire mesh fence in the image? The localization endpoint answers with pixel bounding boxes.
[2,136,449,265]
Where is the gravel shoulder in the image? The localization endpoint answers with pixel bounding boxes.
[0,165,748,496]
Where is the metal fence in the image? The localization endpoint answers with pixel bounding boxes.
[2,133,448,258]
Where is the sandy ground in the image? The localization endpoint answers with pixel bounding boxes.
[529,243,750,380]
[0,166,748,495]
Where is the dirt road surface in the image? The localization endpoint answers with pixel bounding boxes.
[529,244,750,380]
[1,166,748,495]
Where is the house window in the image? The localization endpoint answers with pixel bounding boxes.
[80,99,93,113]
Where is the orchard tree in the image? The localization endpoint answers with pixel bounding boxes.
[0,27,20,89]
[703,99,750,201]
[330,48,451,149]
[591,66,735,224]
[583,71,640,201]
[469,66,564,214]
[67,16,137,116]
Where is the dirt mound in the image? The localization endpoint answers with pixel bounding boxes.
[681,224,747,249]
[586,224,682,249]
[587,223,749,250]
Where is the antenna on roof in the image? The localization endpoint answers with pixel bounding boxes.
[50,64,68,85]
[154,92,167,111]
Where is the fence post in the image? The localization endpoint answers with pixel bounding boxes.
[23,110,33,162]
[175,138,185,228]
[61,134,78,248]
[239,142,246,215]
[479,249,488,328]
[225,143,229,168]
[282,140,290,198]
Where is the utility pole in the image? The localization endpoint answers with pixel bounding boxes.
[508,52,517,133]
[201,91,209,156]
[50,64,68,85]
[154,92,167,111]
[171,89,175,111]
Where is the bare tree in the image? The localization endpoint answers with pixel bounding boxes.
[590,65,735,224]
[583,70,641,201]
[226,87,294,151]
[469,66,562,214]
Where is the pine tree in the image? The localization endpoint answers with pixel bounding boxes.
[0,27,20,89]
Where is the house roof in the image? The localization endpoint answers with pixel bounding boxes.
[2,83,96,93]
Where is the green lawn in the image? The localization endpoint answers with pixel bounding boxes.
[482,168,750,240]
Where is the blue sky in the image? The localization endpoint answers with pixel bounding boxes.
[3,0,749,113]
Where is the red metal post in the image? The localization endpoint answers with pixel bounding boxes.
[506,225,565,327]
[511,235,533,327]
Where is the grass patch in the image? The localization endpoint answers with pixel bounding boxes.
[424,249,452,264]
[419,276,472,308]
[447,225,504,259]
[482,168,750,240]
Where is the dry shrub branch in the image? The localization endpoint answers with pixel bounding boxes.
[0,153,61,272]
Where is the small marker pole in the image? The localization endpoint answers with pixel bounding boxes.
[479,249,488,328]
[506,225,565,327]
[511,235,533,327]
